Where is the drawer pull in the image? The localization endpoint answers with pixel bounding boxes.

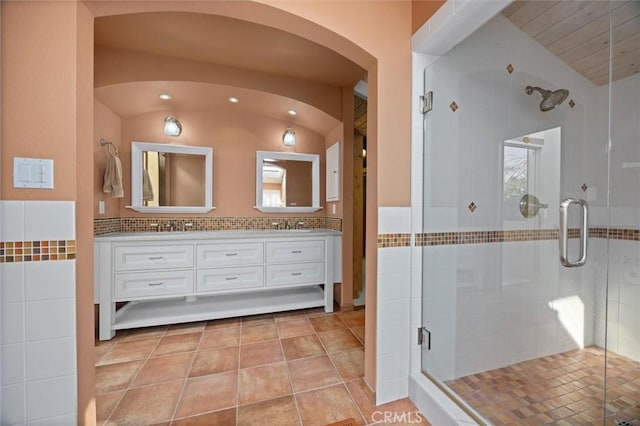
[291,250,303,254]
[148,282,164,286]
[149,256,165,260]
[291,272,303,276]
[225,277,238,281]
[225,253,238,257]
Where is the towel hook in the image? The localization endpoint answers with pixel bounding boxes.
[100,138,118,156]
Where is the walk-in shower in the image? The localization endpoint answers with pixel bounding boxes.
[418,1,640,424]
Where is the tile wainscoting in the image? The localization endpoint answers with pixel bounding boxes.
[0,201,77,425]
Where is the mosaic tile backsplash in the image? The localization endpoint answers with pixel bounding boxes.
[94,216,343,235]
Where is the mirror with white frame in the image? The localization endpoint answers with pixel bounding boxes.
[127,141,214,213]
[255,151,321,213]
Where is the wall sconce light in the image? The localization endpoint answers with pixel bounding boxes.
[164,116,182,137]
[282,128,296,146]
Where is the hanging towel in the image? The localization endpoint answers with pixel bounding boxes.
[103,152,124,198]
[142,168,154,201]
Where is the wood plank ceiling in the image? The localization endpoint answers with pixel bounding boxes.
[502,1,640,86]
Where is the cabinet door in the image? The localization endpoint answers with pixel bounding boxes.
[326,142,340,202]
[197,266,264,292]
[197,243,264,267]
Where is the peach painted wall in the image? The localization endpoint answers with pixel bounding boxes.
[117,109,327,217]
[412,0,446,34]
[76,2,97,423]
[94,99,122,218]
[1,1,78,200]
[258,0,412,208]
[95,47,344,122]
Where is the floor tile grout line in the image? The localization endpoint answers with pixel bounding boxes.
[169,330,205,423]
[103,329,167,425]
[275,310,304,426]
[236,322,242,426]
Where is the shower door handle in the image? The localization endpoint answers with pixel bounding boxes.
[559,198,588,267]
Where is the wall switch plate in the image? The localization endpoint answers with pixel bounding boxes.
[332,204,336,214]
[98,200,105,215]
[13,157,54,189]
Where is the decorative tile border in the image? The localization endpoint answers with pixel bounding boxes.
[591,227,640,241]
[94,216,343,235]
[413,228,639,247]
[0,240,76,263]
[377,233,412,248]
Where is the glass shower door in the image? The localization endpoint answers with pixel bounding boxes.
[419,1,619,423]
[603,3,640,423]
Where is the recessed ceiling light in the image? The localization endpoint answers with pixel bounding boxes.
[287,109,297,116]
[159,93,172,100]
[228,97,239,103]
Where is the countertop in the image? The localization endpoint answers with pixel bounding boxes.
[94,228,342,242]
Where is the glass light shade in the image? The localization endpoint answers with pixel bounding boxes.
[164,116,182,137]
[282,128,296,146]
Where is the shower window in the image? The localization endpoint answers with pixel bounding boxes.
[503,144,537,222]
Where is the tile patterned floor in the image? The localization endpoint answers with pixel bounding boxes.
[446,346,640,425]
[95,308,429,425]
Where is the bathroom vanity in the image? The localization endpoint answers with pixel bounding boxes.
[94,229,341,340]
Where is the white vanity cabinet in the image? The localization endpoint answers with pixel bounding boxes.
[95,230,341,340]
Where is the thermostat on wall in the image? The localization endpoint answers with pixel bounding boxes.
[13,157,54,189]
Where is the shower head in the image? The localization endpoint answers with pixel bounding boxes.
[525,85,569,111]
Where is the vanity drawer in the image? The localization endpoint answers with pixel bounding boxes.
[266,240,325,264]
[114,245,194,272]
[197,243,264,267]
[266,262,325,287]
[114,270,194,299]
[197,266,264,293]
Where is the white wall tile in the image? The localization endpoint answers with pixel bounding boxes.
[379,207,412,234]
[25,261,75,302]
[0,201,24,242]
[1,343,25,385]
[376,375,409,405]
[25,299,75,341]
[378,299,411,329]
[1,263,25,304]
[1,383,26,425]
[378,272,411,302]
[378,247,411,275]
[26,338,76,381]
[378,327,411,356]
[2,303,25,345]
[26,375,76,422]
[24,201,75,241]
[32,413,77,425]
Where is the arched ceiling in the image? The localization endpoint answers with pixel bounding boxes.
[94,12,366,135]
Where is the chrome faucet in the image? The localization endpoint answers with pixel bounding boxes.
[286,220,292,230]
[166,222,175,232]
